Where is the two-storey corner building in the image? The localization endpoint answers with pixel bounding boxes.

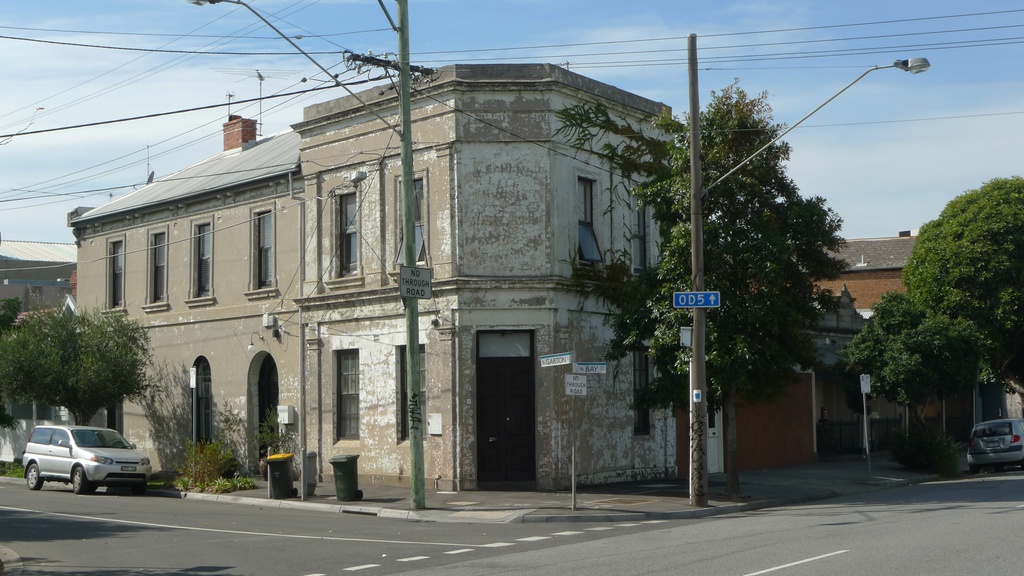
[69,116,304,472]
[292,64,674,490]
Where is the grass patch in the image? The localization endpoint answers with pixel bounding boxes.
[0,461,25,478]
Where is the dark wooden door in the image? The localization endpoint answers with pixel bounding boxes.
[477,358,536,484]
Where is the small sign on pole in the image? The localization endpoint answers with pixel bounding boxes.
[399,265,432,299]
[860,373,872,477]
[572,362,606,374]
[540,352,573,367]
[564,374,587,396]
[672,291,721,308]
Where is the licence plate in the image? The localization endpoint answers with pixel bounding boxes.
[121,466,137,472]
[984,440,1000,448]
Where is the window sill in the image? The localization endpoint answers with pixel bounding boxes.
[141,302,171,314]
[243,287,280,302]
[184,295,216,308]
[324,276,365,291]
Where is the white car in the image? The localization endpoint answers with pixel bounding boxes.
[22,425,152,495]
[967,419,1024,474]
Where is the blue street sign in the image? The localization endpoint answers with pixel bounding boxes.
[672,291,721,308]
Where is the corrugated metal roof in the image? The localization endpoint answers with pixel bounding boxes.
[72,130,300,224]
[0,240,76,262]
[837,235,917,271]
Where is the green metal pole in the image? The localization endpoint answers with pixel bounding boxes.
[397,0,425,511]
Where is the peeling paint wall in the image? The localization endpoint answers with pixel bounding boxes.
[296,64,676,491]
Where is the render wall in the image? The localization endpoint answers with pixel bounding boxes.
[73,179,305,473]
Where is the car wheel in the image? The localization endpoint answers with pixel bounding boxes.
[26,463,43,490]
[71,466,94,495]
[131,484,147,496]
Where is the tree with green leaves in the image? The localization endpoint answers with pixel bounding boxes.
[0,297,22,428]
[903,176,1024,396]
[840,292,983,425]
[557,83,846,496]
[0,307,152,425]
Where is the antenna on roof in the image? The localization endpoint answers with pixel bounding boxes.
[214,68,298,137]
[226,91,235,117]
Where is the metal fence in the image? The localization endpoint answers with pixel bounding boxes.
[817,415,973,457]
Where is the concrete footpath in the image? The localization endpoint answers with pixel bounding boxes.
[152,454,936,524]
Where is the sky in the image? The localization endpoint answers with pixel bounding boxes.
[1,1,1022,245]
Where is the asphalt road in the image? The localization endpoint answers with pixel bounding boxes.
[2,472,1023,575]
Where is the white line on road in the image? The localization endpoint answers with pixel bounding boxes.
[0,505,486,549]
[585,527,615,531]
[396,556,430,562]
[444,549,474,555]
[552,531,584,536]
[517,536,552,542]
[343,565,381,571]
[743,550,849,576]
[480,542,516,548]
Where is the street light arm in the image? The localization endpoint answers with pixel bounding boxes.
[704,58,928,194]
[194,0,340,86]
[187,0,401,135]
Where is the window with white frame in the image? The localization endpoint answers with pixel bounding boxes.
[336,349,360,440]
[632,198,649,272]
[194,223,213,298]
[150,232,167,303]
[578,177,601,262]
[337,192,358,276]
[254,211,274,289]
[109,240,125,308]
[397,178,426,264]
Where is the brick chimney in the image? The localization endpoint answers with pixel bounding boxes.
[223,114,257,151]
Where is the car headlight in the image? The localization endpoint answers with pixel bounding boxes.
[140,457,150,466]
[91,455,115,465]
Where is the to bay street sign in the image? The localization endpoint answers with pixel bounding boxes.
[400,266,432,299]
[573,362,606,374]
[564,374,588,396]
[672,291,721,308]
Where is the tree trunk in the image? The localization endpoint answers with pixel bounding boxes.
[724,392,741,498]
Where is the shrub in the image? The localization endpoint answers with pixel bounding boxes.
[889,425,961,477]
[177,440,233,491]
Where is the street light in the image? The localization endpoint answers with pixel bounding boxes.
[686,33,929,507]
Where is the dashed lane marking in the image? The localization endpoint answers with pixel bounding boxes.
[552,531,584,536]
[445,549,474,555]
[343,565,381,571]
[480,542,516,548]
[396,556,430,562]
[517,536,552,542]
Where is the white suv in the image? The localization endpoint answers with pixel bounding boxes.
[22,425,152,495]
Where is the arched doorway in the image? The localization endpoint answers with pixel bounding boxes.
[193,357,213,442]
[250,353,279,459]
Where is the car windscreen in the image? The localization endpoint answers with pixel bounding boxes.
[973,422,1013,438]
[72,429,132,449]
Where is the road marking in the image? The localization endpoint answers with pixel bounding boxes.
[517,536,552,542]
[444,549,474,555]
[641,520,668,524]
[0,505,487,548]
[585,526,615,531]
[343,565,380,571]
[743,550,849,576]
[396,556,430,562]
[552,531,584,536]
[614,523,641,527]
[480,542,515,548]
